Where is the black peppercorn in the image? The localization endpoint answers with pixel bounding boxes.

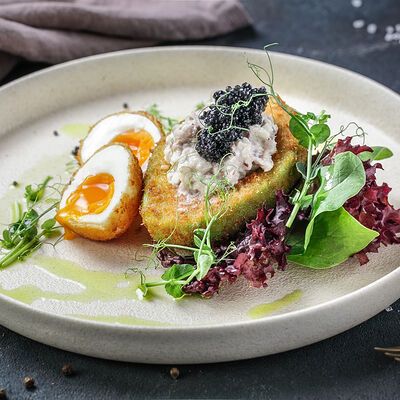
[169,367,180,380]
[62,364,73,376]
[23,377,35,389]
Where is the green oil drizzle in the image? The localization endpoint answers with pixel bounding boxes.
[0,255,141,303]
[0,255,167,326]
[69,314,170,326]
[248,290,303,319]
[60,123,91,139]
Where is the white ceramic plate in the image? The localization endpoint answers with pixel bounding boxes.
[0,46,399,364]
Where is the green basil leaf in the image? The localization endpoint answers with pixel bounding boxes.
[358,146,393,162]
[289,117,310,148]
[41,218,56,230]
[161,264,195,281]
[310,123,330,145]
[288,207,378,269]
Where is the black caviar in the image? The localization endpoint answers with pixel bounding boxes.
[195,83,268,163]
[71,146,79,156]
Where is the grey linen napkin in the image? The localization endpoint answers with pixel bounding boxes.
[0,0,251,80]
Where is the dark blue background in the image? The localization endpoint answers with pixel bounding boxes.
[1,1,399,399]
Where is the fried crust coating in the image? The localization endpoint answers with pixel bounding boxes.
[140,98,306,245]
[59,144,143,241]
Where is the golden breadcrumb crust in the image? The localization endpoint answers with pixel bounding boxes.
[140,98,307,246]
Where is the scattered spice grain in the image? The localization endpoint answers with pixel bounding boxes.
[169,367,180,380]
[123,102,129,110]
[23,377,35,389]
[62,364,73,376]
[53,130,59,136]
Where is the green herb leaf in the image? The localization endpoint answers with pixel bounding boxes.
[304,151,366,249]
[1,230,13,249]
[358,146,393,162]
[24,176,52,203]
[1,176,62,269]
[296,161,307,179]
[41,218,56,230]
[43,230,61,238]
[164,282,185,299]
[289,117,310,148]
[161,264,196,299]
[288,207,378,268]
[197,252,215,280]
[161,264,195,281]
[309,123,330,145]
[313,151,366,216]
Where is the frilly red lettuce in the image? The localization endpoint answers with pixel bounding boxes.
[159,136,399,296]
[324,137,400,264]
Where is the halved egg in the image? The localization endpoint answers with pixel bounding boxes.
[57,143,143,241]
[78,111,163,170]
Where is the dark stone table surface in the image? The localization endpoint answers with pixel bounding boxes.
[0,0,399,399]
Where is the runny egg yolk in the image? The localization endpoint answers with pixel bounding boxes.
[111,129,154,166]
[56,173,115,238]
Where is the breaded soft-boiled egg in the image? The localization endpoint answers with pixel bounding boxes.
[57,144,143,241]
[78,111,163,170]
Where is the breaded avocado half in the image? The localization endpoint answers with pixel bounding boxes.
[140,98,307,246]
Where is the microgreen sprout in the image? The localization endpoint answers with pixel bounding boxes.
[147,104,179,133]
[132,43,395,297]
[135,162,236,299]
[0,176,64,268]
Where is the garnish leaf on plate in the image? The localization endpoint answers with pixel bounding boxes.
[358,146,393,162]
[288,207,379,268]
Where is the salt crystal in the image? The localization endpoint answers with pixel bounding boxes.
[367,23,377,34]
[386,25,394,33]
[351,0,362,8]
[396,24,400,31]
[353,19,365,29]
[385,306,393,312]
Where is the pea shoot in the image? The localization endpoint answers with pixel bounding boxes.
[131,166,236,299]
[0,176,63,268]
[146,104,179,133]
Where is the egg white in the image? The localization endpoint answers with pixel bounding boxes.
[80,112,162,168]
[60,144,130,224]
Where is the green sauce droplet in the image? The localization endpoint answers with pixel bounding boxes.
[248,290,303,319]
[60,123,91,139]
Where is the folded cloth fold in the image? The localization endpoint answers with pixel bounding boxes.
[0,0,251,80]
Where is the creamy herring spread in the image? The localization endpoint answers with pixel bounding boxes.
[164,111,278,197]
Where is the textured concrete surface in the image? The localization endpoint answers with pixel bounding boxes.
[1,0,399,398]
